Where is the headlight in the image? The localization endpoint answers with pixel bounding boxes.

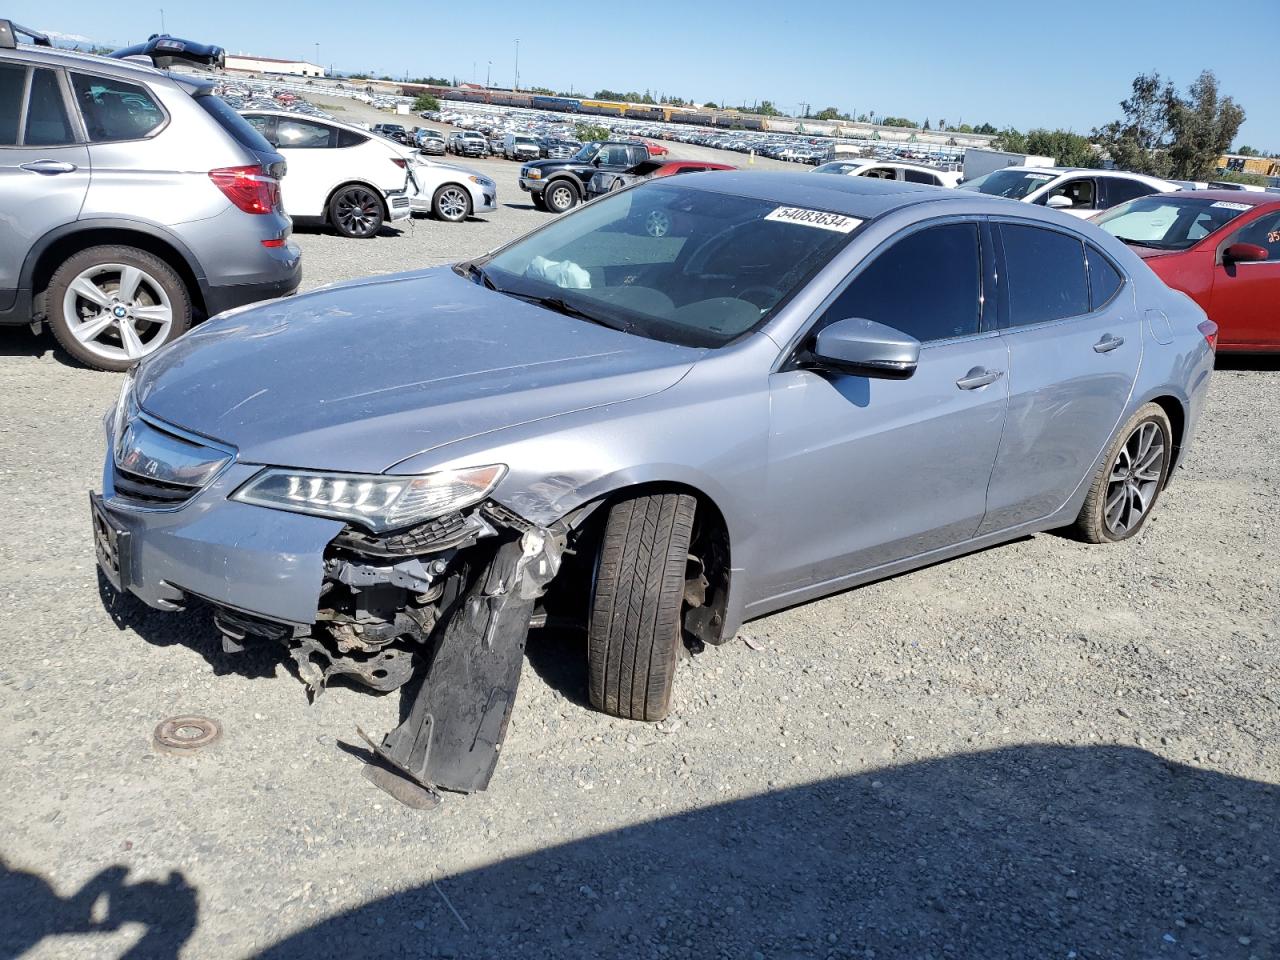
[468,176,494,188]
[112,370,136,443]
[231,464,506,532]
[525,169,542,179]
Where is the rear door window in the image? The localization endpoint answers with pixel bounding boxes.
[902,168,939,185]
[71,73,166,141]
[276,117,334,148]
[25,68,74,146]
[999,223,1090,326]
[1102,176,1158,208]
[336,128,368,148]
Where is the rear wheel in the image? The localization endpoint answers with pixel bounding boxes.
[587,492,697,722]
[432,184,472,223]
[47,245,191,372]
[544,179,579,214]
[1073,403,1173,543]
[329,184,384,238]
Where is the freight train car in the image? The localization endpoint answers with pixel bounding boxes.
[531,95,581,113]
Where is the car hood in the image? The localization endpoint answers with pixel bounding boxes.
[135,268,701,473]
[523,158,583,171]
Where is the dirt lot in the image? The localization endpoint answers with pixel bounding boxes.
[0,107,1277,959]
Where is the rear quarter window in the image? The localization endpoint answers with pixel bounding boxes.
[999,223,1090,326]
[195,94,275,153]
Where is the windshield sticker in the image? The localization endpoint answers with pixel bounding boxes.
[765,207,862,233]
[1025,173,1055,181]
[1210,201,1252,211]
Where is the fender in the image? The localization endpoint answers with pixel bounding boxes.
[22,216,208,293]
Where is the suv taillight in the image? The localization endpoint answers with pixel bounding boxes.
[1198,319,1219,352]
[209,165,280,215]
[391,157,407,169]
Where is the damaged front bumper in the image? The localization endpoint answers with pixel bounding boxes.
[95,448,568,800]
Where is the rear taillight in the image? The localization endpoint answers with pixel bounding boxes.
[1198,319,1219,352]
[261,238,286,248]
[391,157,407,169]
[209,165,280,215]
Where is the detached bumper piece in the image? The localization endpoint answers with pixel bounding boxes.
[360,531,563,805]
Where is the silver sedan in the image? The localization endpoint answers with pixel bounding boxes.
[93,173,1215,800]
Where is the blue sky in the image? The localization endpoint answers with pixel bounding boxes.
[19,0,1279,149]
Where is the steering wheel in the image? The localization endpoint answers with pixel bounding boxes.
[735,285,785,308]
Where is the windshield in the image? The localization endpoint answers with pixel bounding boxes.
[480,182,861,348]
[572,142,601,161]
[814,162,860,175]
[960,169,1056,199]
[1094,196,1253,250]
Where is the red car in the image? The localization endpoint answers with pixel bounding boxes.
[1093,190,1280,352]
[631,138,669,157]
[585,159,735,199]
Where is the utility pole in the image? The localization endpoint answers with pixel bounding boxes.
[314,42,319,70]
[514,39,520,92]
[159,8,165,32]
[486,61,491,88]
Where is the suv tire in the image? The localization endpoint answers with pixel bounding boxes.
[47,245,191,372]
[531,193,549,212]
[587,492,697,722]
[329,184,385,239]
[544,179,580,214]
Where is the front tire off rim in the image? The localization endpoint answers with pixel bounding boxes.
[62,263,173,363]
[1104,421,1165,537]
[335,187,381,237]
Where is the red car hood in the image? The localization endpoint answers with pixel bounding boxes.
[1130,245,1176,261]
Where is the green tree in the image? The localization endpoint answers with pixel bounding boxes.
[922,118,931,130]
[1165,70,1245,179]
[1235,145,1260,156]
[575,122,611,142]
[994,126,1028,152]
[1025,129,1094,167]
[702,101,718,110]
[412,93,440,112]
[1092,71,1176,177]
[754,100,782,116]
[814,106,842,121]
[975,122,998,135]
[881,116,916,128]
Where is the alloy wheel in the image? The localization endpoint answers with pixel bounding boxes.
[436,186,470,221]
[61,263,174,364]
[335,188,382,237]
[1103,421,1165,537]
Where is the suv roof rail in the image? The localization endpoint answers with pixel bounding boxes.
[0,19,53,48]
[109,34,225,71]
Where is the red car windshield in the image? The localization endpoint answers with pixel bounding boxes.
[1096,196,1255,251]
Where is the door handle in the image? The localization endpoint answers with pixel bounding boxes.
[19,159,77,175]
[1093,334,1125,353]
[956,367,1004,390]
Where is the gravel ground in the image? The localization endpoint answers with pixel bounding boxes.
[0,107,1277,959]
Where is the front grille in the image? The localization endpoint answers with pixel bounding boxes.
[113,466,201,505]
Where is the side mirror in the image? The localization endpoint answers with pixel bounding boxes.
[1045,194,1073,209]
[810,318,920,379]
[1224,242,1269,264]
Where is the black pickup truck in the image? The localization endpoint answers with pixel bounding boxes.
[518,140,650,213]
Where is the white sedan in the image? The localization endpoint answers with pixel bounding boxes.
[241,110,414,238]
[814,159,963,188]
[959,166,1178,218]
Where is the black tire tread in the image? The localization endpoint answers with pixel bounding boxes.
[588,493,696,721]
[1073,402,1172,544]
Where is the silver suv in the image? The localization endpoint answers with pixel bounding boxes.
[0,24,301,370]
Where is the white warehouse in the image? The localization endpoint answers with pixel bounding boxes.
[225,54,325,78]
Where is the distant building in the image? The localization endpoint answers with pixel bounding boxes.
[225,54,325,78]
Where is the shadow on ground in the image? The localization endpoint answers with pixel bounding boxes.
[6,745,1276,958]
[0,861,197,959]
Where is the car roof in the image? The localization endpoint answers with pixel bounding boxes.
[6,42,211,93]
[999,165,1170,183]
[1161,189,1280,208]
[676,170,972,219]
